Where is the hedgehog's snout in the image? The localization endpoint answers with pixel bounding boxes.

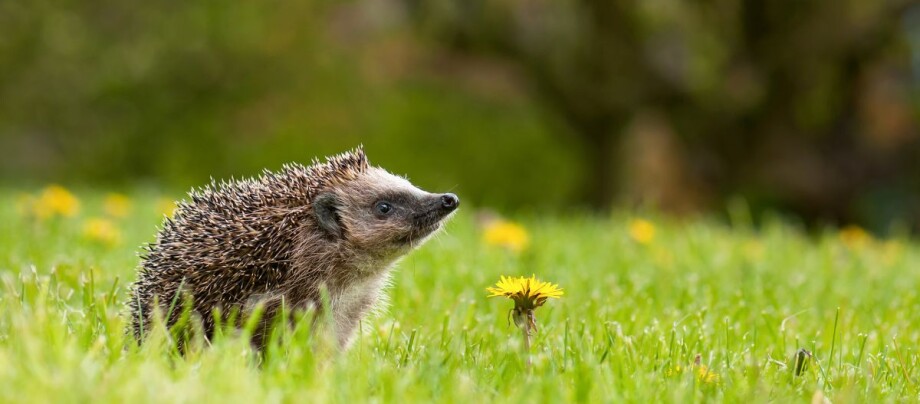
[440,193,459,212]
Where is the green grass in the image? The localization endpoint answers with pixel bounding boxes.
[1,190,919,402]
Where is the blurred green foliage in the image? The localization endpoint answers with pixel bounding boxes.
[0,0,583,210]
[2,0,920,228]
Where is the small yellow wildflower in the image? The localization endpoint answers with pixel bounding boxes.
[32,185,80,219]
[82,218,121,246]
[667,362,720,384]
[103,193,132,218]
[488,275,563,330]
[483,220,530,253]
[487,275,564,310]
[156,198,178,218]
[839,225,871,249]
[628,218,655,245]
[695,364,720,384]
[487,275,563,367]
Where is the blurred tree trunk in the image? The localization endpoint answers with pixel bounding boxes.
[578,125,622,210]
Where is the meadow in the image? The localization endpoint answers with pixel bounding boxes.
[1,187,919,403]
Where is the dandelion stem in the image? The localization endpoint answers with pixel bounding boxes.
[522,313,532,369]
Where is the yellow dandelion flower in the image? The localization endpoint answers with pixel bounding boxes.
[32,185,80,219]
[103,193,132,218]
[156,198,178,218]
[666,363,720,384]
[487,275,563,365]
[82,217,121,246]
[695,364,720,384]
[483,220,530,252]
[487,275,564,310]
[839,225,871,249]
[629,218,655,244]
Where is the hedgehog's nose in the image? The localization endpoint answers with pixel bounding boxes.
[440,193,459,211]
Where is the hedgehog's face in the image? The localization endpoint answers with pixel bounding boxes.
[313,168,459,260]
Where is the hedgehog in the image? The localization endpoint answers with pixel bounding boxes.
[128,148,459,349]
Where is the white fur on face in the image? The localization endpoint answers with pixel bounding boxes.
[332,167,446,266]
[363,168,428,198]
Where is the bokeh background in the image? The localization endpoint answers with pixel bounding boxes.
[3,0,920,232]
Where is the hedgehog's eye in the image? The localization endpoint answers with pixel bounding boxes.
[375,201,393,216]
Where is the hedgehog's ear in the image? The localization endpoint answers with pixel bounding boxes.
[313,193,342,239]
